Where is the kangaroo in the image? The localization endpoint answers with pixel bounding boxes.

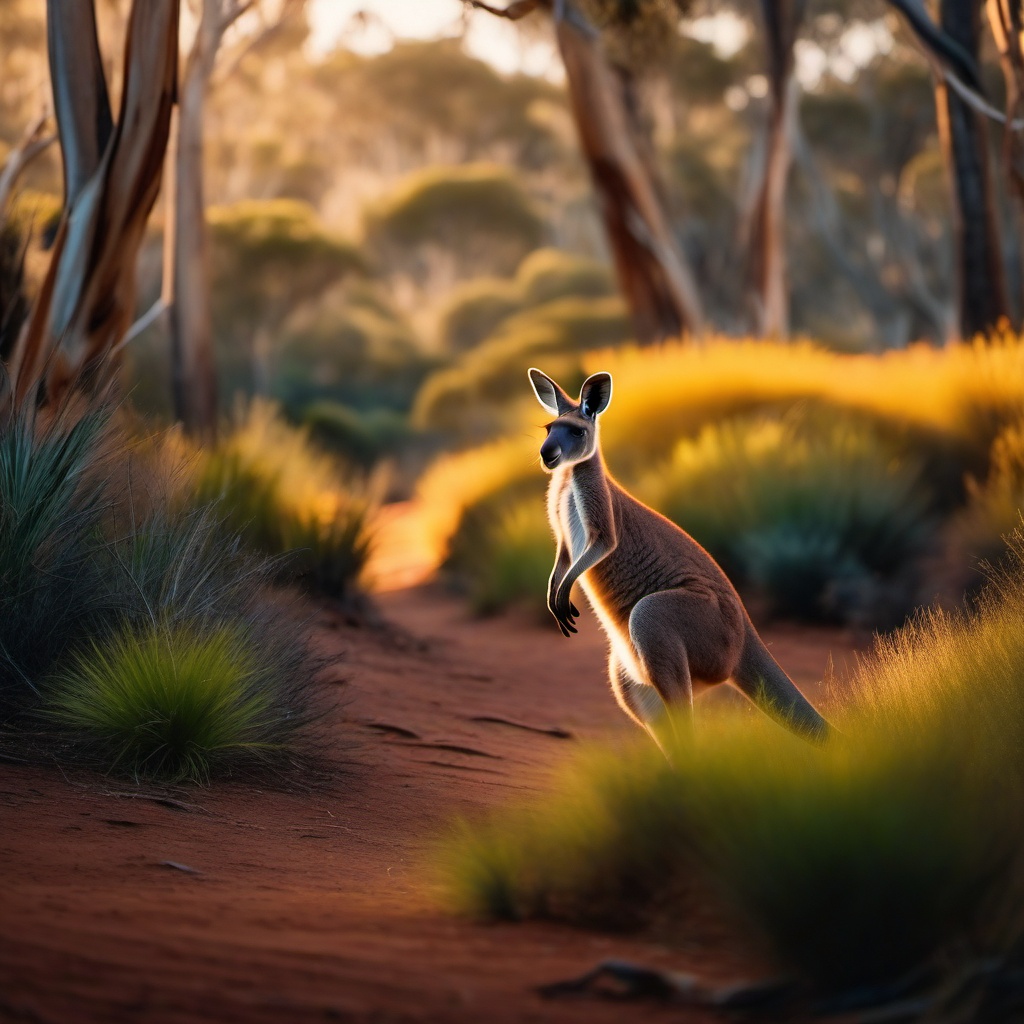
[528,367,831,750]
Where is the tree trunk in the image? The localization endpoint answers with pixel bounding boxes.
[748,0,804,338]
[936,0,1010,339]
[169,0,222,439]
[11,0,180,407]
[552,2,703,342]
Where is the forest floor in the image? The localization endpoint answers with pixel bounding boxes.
[1,573,869,1024]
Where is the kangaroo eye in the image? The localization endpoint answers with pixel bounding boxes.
[570,427,585,438]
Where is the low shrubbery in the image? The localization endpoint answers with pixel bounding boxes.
[192,401,373,600]
[638,410,933,623]
[0,408,109,703]
[415,334,1024,625]
[0,404,325,782]
[445,494,551,616]
[441,537,1024,991]
[415,296,629,435]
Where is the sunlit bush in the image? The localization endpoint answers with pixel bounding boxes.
[194,401,372,599]
[445,495,550,616]
[955,420,1024,571]
[638,410,933,623]
[441,538,1024,990]
[414,296,629,434]
[588,335,1024,479]
[413,436,540,572]
[514,248,613,307]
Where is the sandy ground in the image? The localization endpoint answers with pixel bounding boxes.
[0,584,868,1023]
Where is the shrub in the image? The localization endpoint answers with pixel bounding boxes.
[303,401,412,469]
[955,419,1024,570]
[413,436,541,573]
[413,296,629,435]
[441,541,1024,990]
[436,277,523,353]
[445,495,551,616]
[47,619,305,783]
[586,335,1024,481]
[275,281,433,415]
[638,410,933,623]
[514,248,613,307]
[364,163,544,279]
[193,401,372,599]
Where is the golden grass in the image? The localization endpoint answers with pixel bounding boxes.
[413,434,541,570]
[585,333,1024,470]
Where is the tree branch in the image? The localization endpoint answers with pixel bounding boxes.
[113,297,167,353]
[463,0,540,20]
[0,109,57,219]
[220,0,255,34]
[46,0,114,206]
[885,0,982,88]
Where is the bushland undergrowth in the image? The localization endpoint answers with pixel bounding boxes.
[0,401,362,782]
[440,534,1024,991]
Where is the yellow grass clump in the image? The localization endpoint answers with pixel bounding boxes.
[584,332,1024,471]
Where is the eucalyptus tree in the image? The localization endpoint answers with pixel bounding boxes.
[468,0,705,343]
[8,0,179,408]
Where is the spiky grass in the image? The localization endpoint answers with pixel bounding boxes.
[47,619,300,783]
[0,407,110,701]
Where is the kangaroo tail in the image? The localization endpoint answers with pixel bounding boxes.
[733,627,832,745]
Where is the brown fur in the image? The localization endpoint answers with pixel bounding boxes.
[530,368,830,748]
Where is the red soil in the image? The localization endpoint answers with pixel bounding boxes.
[0,585,868,1023]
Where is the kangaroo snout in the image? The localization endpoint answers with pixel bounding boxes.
[540,439,561,468]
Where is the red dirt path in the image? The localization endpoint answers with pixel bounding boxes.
[1,586,868,1023]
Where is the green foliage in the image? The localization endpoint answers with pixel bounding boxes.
[514,248,613,307]
[47,620,298,783]
[955,420,1024,570]
[209,199,365,366]
[314,40,565,168]
[193,402,372,600]
[275,282,434,415]
[364,163,545,279]
[445,494,550,617]
[639,410,932,624]
[414,296,629,435]
[303,401,412,469]
[442,542,1024,989]
[0,409,108,702]
[437,278,524,353]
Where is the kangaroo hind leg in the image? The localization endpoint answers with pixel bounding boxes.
[626,592,702,751]
[609,650,671,754]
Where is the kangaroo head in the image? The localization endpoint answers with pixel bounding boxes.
[528,368,613,471]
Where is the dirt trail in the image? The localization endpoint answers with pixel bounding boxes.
[0,585,867,1023]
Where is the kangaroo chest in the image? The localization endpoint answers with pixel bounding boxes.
[554,476,589,561]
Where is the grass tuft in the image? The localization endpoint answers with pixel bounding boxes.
[193,401,372,599]
[47,620,294,783]
[0,407,110,702]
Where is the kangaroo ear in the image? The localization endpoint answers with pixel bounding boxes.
[528,367,574,415]
[579,372,612,418]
